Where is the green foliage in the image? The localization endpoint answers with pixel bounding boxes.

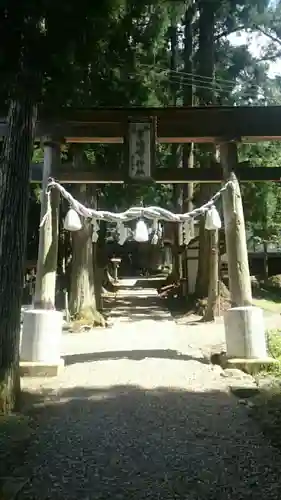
[253,329,281,377]
[100,182,173,211]
[32,148,44,163]
[0,0,126,104]
[3,0,281,231]
[267,330,281,363]
[266,274,281,289]
[85,0,281,213]
[239,142,281,246]
[245,181,281,245]
[250,332,281,450]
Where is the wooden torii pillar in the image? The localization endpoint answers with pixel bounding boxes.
[21,137,64,377]
[218,140,273,366]
[33,137,61,309]
[219,141,252,307]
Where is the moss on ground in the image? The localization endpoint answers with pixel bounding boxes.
[70,306,107,331]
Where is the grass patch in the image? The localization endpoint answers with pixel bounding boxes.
[253,329,281,379]
[252,287,281,313]
[250,329,281,448]
[266,330,281,373]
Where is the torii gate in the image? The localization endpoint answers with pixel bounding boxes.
[10,104,280,308]
[2,105,279,375]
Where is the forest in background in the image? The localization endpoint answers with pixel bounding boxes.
[25,0,281,294]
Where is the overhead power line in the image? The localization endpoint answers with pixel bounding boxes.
[138,63,266,93]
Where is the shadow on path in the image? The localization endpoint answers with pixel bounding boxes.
[63,349,210,366]
[12,385,281,499]
[103,292,170,323]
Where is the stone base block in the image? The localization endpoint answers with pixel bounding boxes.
[21,309,63,364]
[20,358,64,377]
[226,357,279,375]
[224,306,267,359]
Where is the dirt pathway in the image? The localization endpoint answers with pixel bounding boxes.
[11,278,281,498]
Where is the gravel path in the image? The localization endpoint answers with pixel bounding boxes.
[15,278,281,499]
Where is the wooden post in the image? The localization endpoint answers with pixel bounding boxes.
[220,141,252,307]
[34,138,61,309]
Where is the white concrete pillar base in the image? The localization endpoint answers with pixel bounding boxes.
[224,306,268,359]
[21,309,63,367]
[20,359,64,377]
[226,357,279,375]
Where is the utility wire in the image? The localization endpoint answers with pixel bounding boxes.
[111,63,273,103]
[167,74,262,99]
[140,69,266,101]
[138,62,268,92]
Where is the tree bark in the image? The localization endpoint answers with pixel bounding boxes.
[182,2,195,289]
[0,98,36,413]
[169,9,183,280]
[262,198,269,281]
[69,184,105,326]
[203,229,219,321]
[195,0,216,298]
[263,241,269,281]
[70,215,96,315]
[182,3,195,172]
[196,217,211,297]
[94,219,107,311]
[172,185,182,279]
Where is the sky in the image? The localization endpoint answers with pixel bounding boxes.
[228,0,281,78]
[229,30,281,78]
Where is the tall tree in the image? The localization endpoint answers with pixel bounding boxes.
[0,100,36,412]
[69,185,106,325]
[195,0,218,301]
[169,3,183,279]
[182,1,195,213]
[67,148,106,326]
[180,2,196,292]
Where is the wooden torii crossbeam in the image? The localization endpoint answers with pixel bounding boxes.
[29,162,281,183]
[5,105,280,184]
[1,105,281,143]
